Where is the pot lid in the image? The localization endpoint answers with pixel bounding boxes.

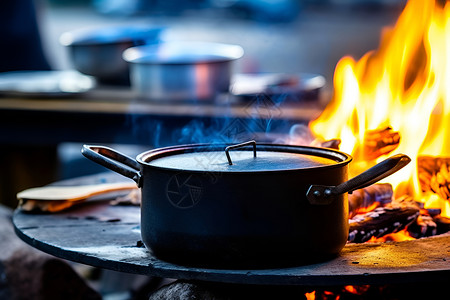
[123,42,244,65]
[141,142,350,172]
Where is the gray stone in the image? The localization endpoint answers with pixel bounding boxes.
[148,280,312,300]
[149,281,226,300]
[0,204,101,300]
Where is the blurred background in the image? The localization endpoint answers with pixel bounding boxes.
[40,0,406,84]
[0,0,408,204]
[0,0,409,201]
[40,0,406,177]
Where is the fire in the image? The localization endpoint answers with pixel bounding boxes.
[343,285,370,295]
[366,229,415,243]
[310,0,450,218]
[305,291,315,300]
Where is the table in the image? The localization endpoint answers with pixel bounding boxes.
[12,173,450,287]
[0,88,325,146]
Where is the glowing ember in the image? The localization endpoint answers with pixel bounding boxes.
[310,0,450,218]
[343,285,370,295]
[305,291,315,300]
[366,228,415,243]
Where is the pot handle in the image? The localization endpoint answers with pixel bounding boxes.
[225,140,257,165]
[81,145,142,187]
[306,154,411,205]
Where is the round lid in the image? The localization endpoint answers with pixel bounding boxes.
[122,42,244,65]
[139,143,351,173]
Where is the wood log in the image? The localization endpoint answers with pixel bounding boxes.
[371,194,444,239]
[433,215,450,235]
[348,197,420,243]
[348,183,393,218]
[363,127,400,160]
[418,156,450,201]
[407,214,438,238]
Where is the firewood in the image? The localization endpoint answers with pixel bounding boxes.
[348,183,393,218]
[348,197,420,243]
[407,214,437,238]
[418,156,450,201]
[362,126,400,160]
[395,195,442,238]
[433,215,450,235]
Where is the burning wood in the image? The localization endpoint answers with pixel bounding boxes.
[362,127,400,160]
[348,183,393,218]
[418,156,450,200]
[407,214,437,238]
[434,215,450,235]
[308,0,450,223]
[348,196,420,243]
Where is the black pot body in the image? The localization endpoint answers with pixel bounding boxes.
[82,143,410,268]
[138,147,349,268]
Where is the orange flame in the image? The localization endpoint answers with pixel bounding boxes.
[305,291,316,300]
[344,285,370,295]
[310,0,450,217]
[366,228,415,243]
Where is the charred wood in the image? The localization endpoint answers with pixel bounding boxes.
[394,195,440,238]
[348,197,420,243]
[363,127,400,160]
[407,214,437,238]
[348,183,393,218]
[433,215,450,235]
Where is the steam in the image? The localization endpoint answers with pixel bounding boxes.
[172,94,284,145]
[124,93,315,149]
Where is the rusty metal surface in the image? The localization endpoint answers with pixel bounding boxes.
[12,173,450,286]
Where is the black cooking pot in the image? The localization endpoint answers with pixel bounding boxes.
[82,141,410,268]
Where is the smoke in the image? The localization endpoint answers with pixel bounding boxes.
[171,94,285,145]
[123,91,317,150]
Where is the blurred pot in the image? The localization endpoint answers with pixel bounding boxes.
[122,41,244,101]
[60,25,164,85]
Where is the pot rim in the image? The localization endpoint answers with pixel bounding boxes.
[59,25,164,46]
[122,41,244,65]
[136,142,352,174]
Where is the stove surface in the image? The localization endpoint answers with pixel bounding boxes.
[13,197,450,286]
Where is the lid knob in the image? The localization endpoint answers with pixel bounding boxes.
[225,140,257,165]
